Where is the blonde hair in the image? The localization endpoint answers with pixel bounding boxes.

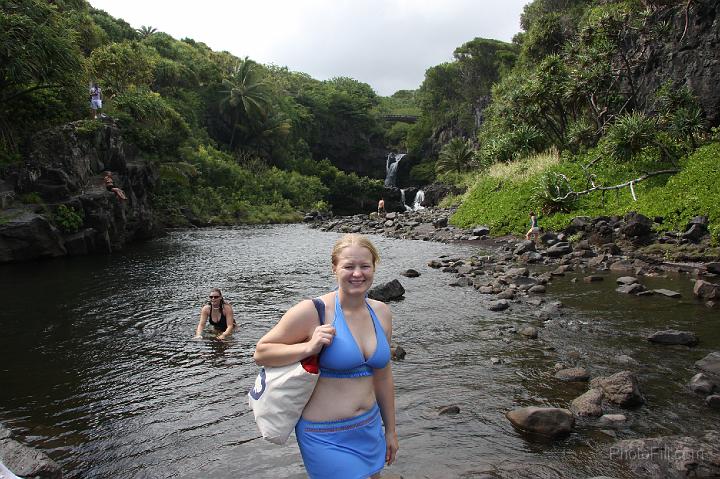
[331,234,380,268]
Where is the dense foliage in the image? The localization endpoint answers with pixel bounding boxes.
[397,0,720,241]
[3,0,717,237]
[0,0,395,223]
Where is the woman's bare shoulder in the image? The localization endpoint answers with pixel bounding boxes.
[367,298,391,319]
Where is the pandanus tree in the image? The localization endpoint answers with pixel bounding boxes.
[436,137,476,175]
[0,0,84,153]
[219,57,272,150]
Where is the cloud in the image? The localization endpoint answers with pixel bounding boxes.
[89,0,529,95]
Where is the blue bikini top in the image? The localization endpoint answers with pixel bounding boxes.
[317,294,391,378]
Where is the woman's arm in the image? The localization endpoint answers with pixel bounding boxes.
[372,301,398,465]
[217,303,235,340]
[374,365,398,465]
[253,299,335,367]
[194,305,210,338]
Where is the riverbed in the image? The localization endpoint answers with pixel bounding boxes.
[0,224,718,478]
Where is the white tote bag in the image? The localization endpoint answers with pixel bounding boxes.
[248,298,325,445]
[248,359,319,444]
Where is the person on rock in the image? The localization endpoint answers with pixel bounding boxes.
[525,211,541,244]
[103,171,127,201]
[90,82,103,119]
[194,288,235,340]
[377,198,386,216]
[253,234,398,478]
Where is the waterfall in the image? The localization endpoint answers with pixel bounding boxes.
[400,189,408,211]
[400,188,425,212]
[384,153,406,187]
[413,189,425,210]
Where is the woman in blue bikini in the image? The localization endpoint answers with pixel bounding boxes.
[254,234,398,478]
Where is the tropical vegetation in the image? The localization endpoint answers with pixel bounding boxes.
[398,0,720,243]
[0,0,394,224]
[2,0,718,240]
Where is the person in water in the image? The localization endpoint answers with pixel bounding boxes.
[194,288,235,340]
[525,211,540,244]
[103,171,127,201]
[253,234,398,478]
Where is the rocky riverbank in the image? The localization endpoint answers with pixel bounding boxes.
[0,424,61,478]
[309,207,720,478]
[0,118,161,263]
[308,207,720,282]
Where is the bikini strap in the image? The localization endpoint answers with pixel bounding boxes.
[311,298,325,325]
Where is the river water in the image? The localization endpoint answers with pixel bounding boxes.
[0,224,718,478]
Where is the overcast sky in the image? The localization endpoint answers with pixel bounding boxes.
[88,0,530,96]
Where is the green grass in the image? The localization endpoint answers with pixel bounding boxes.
[450,149,562,233]
[451,142,720,243]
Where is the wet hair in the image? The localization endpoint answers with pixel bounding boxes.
[331,234,380,268]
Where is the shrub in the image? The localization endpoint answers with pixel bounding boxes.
[19,192,44,204]
[409,160,437,184]
[436,138,476,175]
[603,111,657,162]
[532,171,575,213]
[53,204,84,233]
[112,87,190,157]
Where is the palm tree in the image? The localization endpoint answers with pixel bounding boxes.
[219,57,271,149]
[436,137,476,175]
[136,26,157,39]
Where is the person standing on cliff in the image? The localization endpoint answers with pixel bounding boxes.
[90,82,102,119]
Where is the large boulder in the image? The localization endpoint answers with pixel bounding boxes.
[368,279,405,302]
[420,183,464,207]
[0,213,66,262]
[571,388,604,417]
[545,242,573,258]
[694,280,720,301]
[696,352,720,376]
[647,330,699,346]
[590,371,645,407]
[505,407,575,438]
[0,437,62,479]
[620,212,653,239]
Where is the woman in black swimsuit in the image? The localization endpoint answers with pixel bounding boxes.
[194,288,235,340]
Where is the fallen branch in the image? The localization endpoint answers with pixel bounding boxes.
[552,168,680,202]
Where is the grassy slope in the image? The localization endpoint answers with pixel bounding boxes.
[451,142,720,242]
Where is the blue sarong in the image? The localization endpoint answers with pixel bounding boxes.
[295,403,385,479]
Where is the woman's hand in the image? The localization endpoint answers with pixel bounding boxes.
[385,429,398,465]
[306,324,335,355]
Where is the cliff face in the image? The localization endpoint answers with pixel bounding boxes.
[627,0,720,125]
[0,119,161,263]
[315,134,388,180]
